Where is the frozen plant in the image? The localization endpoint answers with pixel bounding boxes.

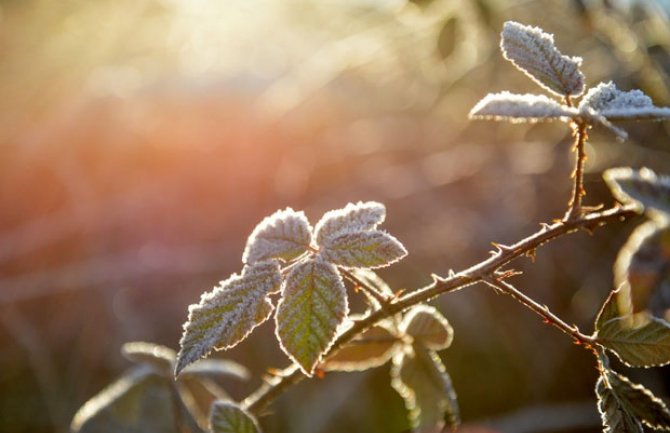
[73,21,670,433]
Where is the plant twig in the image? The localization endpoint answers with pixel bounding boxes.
[481,277,594,347]
[565,121,589,221]
[242,205,636,414]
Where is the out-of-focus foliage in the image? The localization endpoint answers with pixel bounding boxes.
[2,0,670,432]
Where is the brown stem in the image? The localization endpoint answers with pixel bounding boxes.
[482,278,594,347]
[565,122,589,221]
[242,205,636,414]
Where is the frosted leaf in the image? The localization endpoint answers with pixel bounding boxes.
[469,92,578,123]
[319,230,407,269]
[176,261,282,375]
[210,401,261,433]
[501,21,585,96]
[178,359,250,381]
[391,345,460,431]
[314,201,386,247]
[71,365,201,433]
[243,208,312,264]
[604,167,670,217]
[323,322,398,372]
[275,258,349,375]
[401,306,454,351]
[121,342,176,373]
[597,369,670,432]
[580,82,670,121]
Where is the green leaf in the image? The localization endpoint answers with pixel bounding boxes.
[391,345,460,431]
[604,167,670,217]
[500,21,585,96]
[320,230,407,269]
[210,401,261,433]
[596,374,644,433]
[121,342,176,374]
[176,261,282,375]
[314,201,386,247]
[177,378,230,430]
[597,369,670,432]
[242,208,312,264]
[275,258,349,375]
[597,315,670,367]
[71,365,202,433]
[596,288,623,331]
[323,322,398,372]
[614,220,670,317]
[401,306,454,351]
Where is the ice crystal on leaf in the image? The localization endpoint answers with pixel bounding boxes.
[501,21,585,96]
[314,201,386,246]
[243,208,312,264]
[176,261,282,375]
[469,92,577,122]
[580,82,670,121]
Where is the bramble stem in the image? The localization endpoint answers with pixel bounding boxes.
[242,205,635,414]
[565,122,589,221]
[482,277,594,346]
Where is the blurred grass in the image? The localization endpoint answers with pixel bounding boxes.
[1,0,670,432]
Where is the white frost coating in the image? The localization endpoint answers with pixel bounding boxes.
[501,21,585,96]
[401,306,453,351]
[469,92,577,122]
[209,401,261,433]
[580,81,670,121]
[314,201,386,246]
[603,167,670,218]
[275,257,349,375]
[243,208,312,264]
[176,261,282,375]
[319,230,407,269]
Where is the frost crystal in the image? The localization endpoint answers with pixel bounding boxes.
[501,21,585,96]
[469,92,577,122]
[314,201,385,246]
[176,261,282,375]
[275,257,348,375]
[243,208,312,264]
[580,82,670,121]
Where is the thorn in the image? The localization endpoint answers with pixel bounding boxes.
[315,368,326,379]
[393,289,406,301]
[266,368,284,377]
[431,273,446,283]
[353,285,361,293]
[540,222,553,231]
[542,318,550,324]
[491,242,513,252]
[448,269,456,278]
[525,249,537,262]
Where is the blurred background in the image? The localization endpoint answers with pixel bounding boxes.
[2,0,670,432]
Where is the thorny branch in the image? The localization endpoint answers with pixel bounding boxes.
[242,204,637,414]
[482,277,594,347]
[565,121,589,221]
